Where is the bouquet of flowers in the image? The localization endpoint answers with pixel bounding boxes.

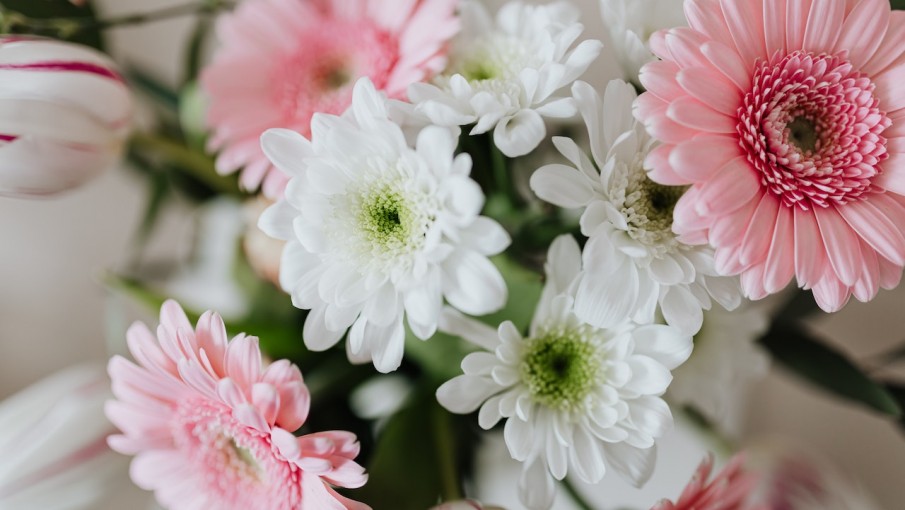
[1,0,903,508]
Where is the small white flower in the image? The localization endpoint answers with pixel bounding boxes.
[668,301,770,437]
[530,80,741,335]
[408,0,602,157]
[599,0,687,83]
[437,235,692,510]
[259,78,511,373]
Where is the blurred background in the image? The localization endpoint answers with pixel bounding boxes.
[0,0,903,508]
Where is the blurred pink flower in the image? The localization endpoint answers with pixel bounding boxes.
[201,0,459,198]
[0,37,132,197]
[635,0,905,312]
[651,454,764,510]
[106,300,369,510]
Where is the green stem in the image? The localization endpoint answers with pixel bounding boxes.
[490,142,513,206]
[432,404,463,501]
[129,131,242,197]
[3,0,234,37]
[561,476,595,510]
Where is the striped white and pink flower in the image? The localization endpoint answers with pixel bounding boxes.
[0,37,132,197]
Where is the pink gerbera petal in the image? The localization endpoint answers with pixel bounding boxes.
[651,454,766,510]
[201,0,459,198]
[106,300,369,510]
[636,0,905,311]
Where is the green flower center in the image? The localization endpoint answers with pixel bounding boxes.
[520,327,602,410]
[358,188,417,253]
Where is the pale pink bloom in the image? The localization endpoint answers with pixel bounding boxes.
[106,300,369,510]
[635,0,905,311]
[652,454,764,510]
[201,0,459,198]
[0,37,132,197]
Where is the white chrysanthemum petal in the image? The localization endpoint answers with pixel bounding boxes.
[439,235,687,506]
[519,457,556,510]
[530,163,595,208]
[660,285,706,336]
[411,0,601,156]
[504,418,534,461]
[534,79,742,336]
[302,307,344,352]
[603,443,657,488]
[494,109,547,157]
[631,325,693,370]
[439,307,500,350]
[443,250,507,315]
[261,78,509,371]
[569,425,606,483]
[436,376,501,414]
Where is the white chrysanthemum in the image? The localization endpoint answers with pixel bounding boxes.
[530,80,741,335]
[599,0,686,83]
[668,301,770,437]
[259,78,511,373]
[408,0,602,158]
[437,235,692,510]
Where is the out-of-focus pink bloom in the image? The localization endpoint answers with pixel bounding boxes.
[106,300,369,510]
[0,365,124,510]
[0,37,132,197]
[651,454,764,510]
[757,446,882,510]
[243,197,284,287]
[201,0,459,198]
[635,0,905,312]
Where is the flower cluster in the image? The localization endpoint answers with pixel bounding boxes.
[4,0,902,509]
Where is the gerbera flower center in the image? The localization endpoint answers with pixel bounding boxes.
[618,162,684,256]
[271,21,398,133]
[737,50,891,210]
[520,326,603,411]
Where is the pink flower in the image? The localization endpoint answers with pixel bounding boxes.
[0,37,132,197]
[635,0,905,311]
[201,0,459,198]
[106,300,369,510]
[652,454,763,510]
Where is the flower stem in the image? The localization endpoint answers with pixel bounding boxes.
[562,476,595,510]
[3,0,234,38]
[432,404,463,501]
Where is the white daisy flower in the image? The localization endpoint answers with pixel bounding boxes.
[668,301,770,437]
[258,78,510,373]
[599,0,687,84]
[437,235,692,510]
[408,0,602,158]
[530,80,741,335]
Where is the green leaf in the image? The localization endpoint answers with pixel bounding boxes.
[774,287,825,322]
[760,322,902,417]
[893,0,905,11]
[355,391,474,509]
[2,0,104,49]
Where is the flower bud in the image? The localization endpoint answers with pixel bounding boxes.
[0,37,132,197]
[0,365,125,509]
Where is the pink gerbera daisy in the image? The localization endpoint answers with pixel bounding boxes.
[106,300,369,510]
[635,0,905,311]
[201,0,459,198]
[652,454,764,510]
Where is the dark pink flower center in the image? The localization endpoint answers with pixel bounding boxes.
[737,51,890,210]
[173,399,302,509]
